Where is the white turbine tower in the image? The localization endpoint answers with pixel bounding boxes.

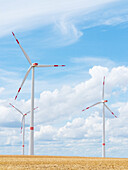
[9,103,38,155]
[82,77,117,157]
[12,32,65,155]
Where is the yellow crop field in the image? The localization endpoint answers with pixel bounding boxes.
[0,155,127,170]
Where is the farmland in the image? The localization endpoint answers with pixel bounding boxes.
[0,155,127,169]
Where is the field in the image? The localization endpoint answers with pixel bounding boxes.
[0,155,127,170]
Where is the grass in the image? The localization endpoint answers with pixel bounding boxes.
[0,155,127,169]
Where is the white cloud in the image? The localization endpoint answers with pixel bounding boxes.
[34,66,128,157]
[0,0,127,46]
[35,125,56,141]
[72,57,115,68]
[20,65,128,127]
[103,16,128,26]
[0,87,5,94]
[57,118,86,139]
[53,20,83,46]
[0,65,128,156]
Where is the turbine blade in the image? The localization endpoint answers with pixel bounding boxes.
[37,65,65,67]
[15,66,32,100]
[104,103,117,118]
[82,102,102,111]
[102,76,105,100]
[24,107,38,115]
[9,103,23,115]
[12,32,32,65]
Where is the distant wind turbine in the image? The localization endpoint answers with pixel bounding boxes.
[9,103,38,155]
[12,32,65,155]
[82,77,117,157]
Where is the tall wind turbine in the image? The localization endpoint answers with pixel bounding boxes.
[12,32,65,155]
[9,103,38,155]
[82,77,117,157]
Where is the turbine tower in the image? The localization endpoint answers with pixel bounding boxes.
[12,32,65,155]
[9,103,38,155]
[82,77,117,157]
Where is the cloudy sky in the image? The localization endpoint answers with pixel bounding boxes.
[0,0,128,157]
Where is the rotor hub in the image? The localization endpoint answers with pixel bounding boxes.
[32,63,38,66]
[103,100,108,103]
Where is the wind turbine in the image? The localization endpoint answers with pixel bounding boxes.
[9,103,38,155]
[12,32,65,155]
[82,77,117,157]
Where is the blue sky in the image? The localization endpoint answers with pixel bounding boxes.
[0,0,128,157]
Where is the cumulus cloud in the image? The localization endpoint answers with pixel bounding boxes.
[0,65,128,156]
[35,125,57,141]
[34,65,128,157]
[12,65,128,127]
